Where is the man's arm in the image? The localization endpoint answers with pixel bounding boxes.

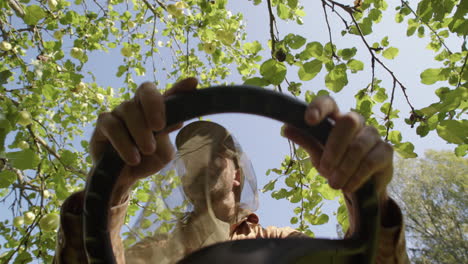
[344,193,409,264]
[54,78,198,263]
[283,95,409,263]
[53,191,129,264]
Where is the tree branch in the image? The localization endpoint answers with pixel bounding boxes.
[266,0,282,93]
[27,126,87,177]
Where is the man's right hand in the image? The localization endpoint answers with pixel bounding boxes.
[88,78,198,203]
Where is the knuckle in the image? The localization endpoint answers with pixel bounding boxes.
[349,138,366,156]
[96,112,112,127]
[365,125,379,135]
[360,161,374,175]
[160,148,175,164]
[138,81,157,92]
[342,112,362,129]
[119,100,134,112]
[381,141,394,157]
[105,116,122,132]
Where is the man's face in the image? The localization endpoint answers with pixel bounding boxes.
[209,156,241,222]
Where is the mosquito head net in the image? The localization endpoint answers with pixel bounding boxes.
[125,121,258,263]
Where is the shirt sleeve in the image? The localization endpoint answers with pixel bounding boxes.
[53,190,129,264]
[231,213,309,240]
[344,194,410,264]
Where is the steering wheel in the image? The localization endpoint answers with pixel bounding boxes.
[83,85,380,264]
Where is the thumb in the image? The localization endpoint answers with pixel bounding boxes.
[164,77,198,96]
[283,124,323,167]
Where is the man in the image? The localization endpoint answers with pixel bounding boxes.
[54,78,409,263]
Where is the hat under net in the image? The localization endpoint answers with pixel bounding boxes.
[122,121,258,263]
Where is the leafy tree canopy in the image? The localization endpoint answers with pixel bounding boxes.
[0,0,466,262]
[390,150,468,263]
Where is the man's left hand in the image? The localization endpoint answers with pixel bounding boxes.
[283,95,393,205]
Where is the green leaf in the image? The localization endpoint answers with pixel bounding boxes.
[290,216,298,225]
[277,3,290,20]
[6,149,39,170]
[287,0,298,9]
[388,130,402,144]
[136,191,150,202]
[0,171,16,188]
[312,214,329,225]
[0,70,13,85]
[243,41,262,54]
[359,18,373,35]
[395,142,417,158]
[299,42,323,60]
[455,144,468,157]
[285,34,306,49]
[436,120,468,144]
[317,183,340,200]
[42,84,59,100]
[298,60,322,81]
[339,48,357,60]
[23,5,46,25]
[325,64,348,92]
[271,188,288,199]
[420,68,442,85]
[382,47,399,59]
[262,180,277,192]
[381,36,389,47]
[60,149,77,166]
[347,59,364,73]
[373,88,388,102]
[260,59,287,85]
[243,77,269,87]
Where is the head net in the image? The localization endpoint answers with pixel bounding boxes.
[123,121,258,263]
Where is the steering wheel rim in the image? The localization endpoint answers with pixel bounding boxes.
[83,85,379,264]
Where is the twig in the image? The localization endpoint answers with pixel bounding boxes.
[321,1,339,59]
[6,0,25,17]
[266,0,278,56]
[385,79,397,141]
[457,53,468,88]
[400,1,453,54]
[324,0,357,14]
[142,0,166,13]
[92,0,107,15]
[186,28,190,73]
[370,57,375,92]
[349,13,418,116]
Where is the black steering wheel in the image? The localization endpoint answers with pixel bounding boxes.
[83,85,380,264]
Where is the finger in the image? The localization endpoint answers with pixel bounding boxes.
[283,124,322,167]
[93,112,141,165]
[342,141,393,194]
[164,77,198,96]
[135,82,166,131]
[130,132,175,179]
[113,101,156,156]
[305,96,340,126]
[320,112,364,176]
[329,126,380,189]
[164,122,183,133]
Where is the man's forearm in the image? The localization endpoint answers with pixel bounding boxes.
[344,189,401,230]
[109,169,136,207]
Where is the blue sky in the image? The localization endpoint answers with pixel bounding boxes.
[83,0,457,236]
[81,1,458,238]
[1,2,460,260]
